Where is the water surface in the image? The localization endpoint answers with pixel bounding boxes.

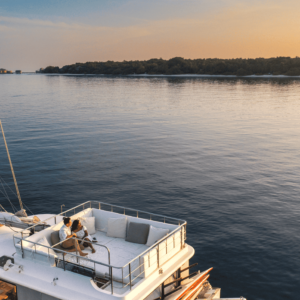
[1,74,300,299]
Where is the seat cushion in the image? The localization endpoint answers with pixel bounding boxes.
[107,217,127,239]
[51,231,60,247]
[126,222,150,244]
[79,217,96,235]
[146,226,169,247]
[51,230,74,250]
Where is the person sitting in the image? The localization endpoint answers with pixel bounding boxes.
[59,217,88,257]
[71,219,96,253]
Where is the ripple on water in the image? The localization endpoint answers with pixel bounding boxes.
[0,75,300,299]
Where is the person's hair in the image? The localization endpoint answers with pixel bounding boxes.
[63,217,71,225]
[71,219,79,232]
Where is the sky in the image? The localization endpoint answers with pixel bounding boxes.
[1,0,300,71]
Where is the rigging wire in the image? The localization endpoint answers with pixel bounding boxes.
[0,121,35,216]
[0,185,18,213]
[0,178,10,200]
[0,175,34,215]
[0,120,23,210]
[0,190,17,212]
[0,177,18,212]
[22,203,34,216]
[0,204,7,212]
[0,175,19,199]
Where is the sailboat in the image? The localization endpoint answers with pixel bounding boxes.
[0,120,246,300]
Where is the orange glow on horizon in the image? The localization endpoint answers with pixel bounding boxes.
[1,1,300,71]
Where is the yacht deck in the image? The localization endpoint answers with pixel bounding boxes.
[0,202,195,299]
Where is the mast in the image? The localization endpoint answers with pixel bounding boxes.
[0,120,23,210]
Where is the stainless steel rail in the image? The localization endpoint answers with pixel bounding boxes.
[89,200,186,224]
[54,237,112,280]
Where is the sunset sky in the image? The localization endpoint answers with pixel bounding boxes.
[1,0,300,71]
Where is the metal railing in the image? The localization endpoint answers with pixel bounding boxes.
[13,201,187,295]
[53,236,111,262]
[59,201,186,226]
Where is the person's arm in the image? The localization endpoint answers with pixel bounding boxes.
[65,227,76,239]
[83,226,88,238]
[66,233,76,239]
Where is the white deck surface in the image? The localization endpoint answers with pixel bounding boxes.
[58,231,148,282]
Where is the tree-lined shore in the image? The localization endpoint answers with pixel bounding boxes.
[41,57,300,76]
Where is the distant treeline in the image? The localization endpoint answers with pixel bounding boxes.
[41,57,300,76]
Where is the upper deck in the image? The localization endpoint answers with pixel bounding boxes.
[1,201,195,300]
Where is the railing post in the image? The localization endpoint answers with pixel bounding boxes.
[137,211,138,218]
[157,246,159,268]
[111,267,114,294]
[90,202,91,208]
[99,203,101,210]
[111,206,113,212]
[180,227,183,249]
[129,263,132,290]
[55,216,56,224]
[166,239,167,254]
[76,240,79,264]
[21,232,24,258]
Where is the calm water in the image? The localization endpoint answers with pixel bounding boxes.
[1,74,300,299]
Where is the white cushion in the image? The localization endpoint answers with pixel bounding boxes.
[92,209,127,232]
[146,226,169,247]
[0,212,22,223]
[79,217,96,235]
[36,237,56,256]
[106,217,127,239]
